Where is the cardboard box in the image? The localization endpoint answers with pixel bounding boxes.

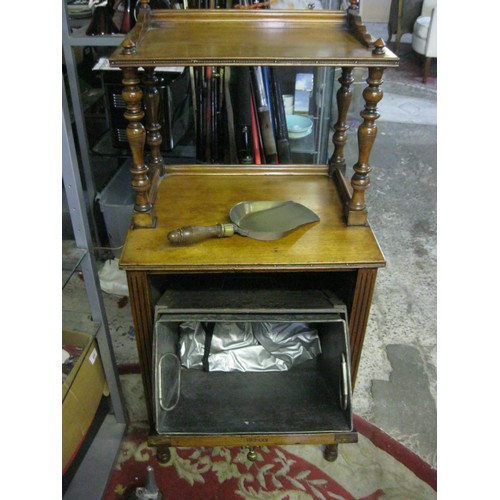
[62,330,108,474]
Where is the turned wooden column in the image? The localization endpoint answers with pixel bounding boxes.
[346,66,384,226]
[143,67,164,205]
[121,57,156,228]
[329,67,354,177]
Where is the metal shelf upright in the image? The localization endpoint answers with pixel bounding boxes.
[62,81,127,498]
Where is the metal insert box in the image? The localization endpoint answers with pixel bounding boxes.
[152,285,354,438]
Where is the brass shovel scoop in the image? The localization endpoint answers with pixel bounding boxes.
[167,200,320,245]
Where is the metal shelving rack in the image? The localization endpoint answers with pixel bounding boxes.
[63,81,128,499]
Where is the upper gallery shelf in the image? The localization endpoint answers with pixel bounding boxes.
[108,8,399,68]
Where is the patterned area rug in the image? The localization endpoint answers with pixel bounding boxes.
[104,416,436,499]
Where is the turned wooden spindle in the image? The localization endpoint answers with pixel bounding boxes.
[346,67,384,226]
[138,0,150,13]
[121,65,155,228]
[143,67,164,204]
[324,443,339,462]
[372,37,386,56]
[156,445,171,464]
[329,67,354,177]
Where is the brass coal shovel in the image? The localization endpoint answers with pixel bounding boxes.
[167,200,319,245]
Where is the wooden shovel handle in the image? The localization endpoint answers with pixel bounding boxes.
[167,224,234,245]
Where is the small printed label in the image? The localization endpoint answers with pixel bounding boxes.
[89,348,98,365]
[245,437,269,443]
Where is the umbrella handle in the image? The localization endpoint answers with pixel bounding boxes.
[168,223,235,245]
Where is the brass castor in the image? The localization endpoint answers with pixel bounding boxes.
[323,444,338,462]
[156,446,171,464]
[247,447,257,461]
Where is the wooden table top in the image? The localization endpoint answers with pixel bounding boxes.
[119,167,385,272]
[109,10,399,68]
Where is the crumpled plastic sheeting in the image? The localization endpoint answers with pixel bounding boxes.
[98,259,129,296]
[178,322,321,372]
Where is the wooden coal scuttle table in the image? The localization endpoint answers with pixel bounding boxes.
[109,1,399,463]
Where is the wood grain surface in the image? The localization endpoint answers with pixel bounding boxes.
[119,169,385,271]
[109,10,399,67]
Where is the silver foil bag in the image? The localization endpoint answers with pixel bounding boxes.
[178,321,321,372]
